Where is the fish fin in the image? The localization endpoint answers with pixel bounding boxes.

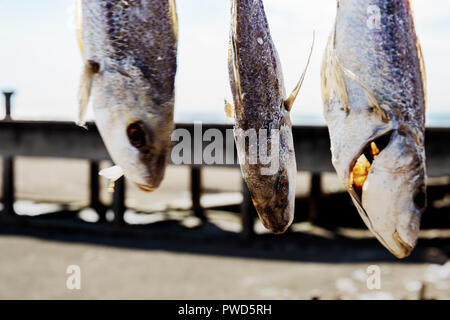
[168,0,178,41]
[284,31,315,112]
[416,41,427,107]
[75,0,83,56]
[229,2,244,108]
[230,33,244,105]
[339,64,389,122]
[321,28,389,122]
[99,165,124,193]
[224,99,235,118]
[77,60,99,127]
[321,30,350,113]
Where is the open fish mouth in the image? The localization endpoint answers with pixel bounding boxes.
[346,130,416,259]
[349,130,394,200]
[321,0,426,259]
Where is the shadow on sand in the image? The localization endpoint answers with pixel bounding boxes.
[0,211,448,265]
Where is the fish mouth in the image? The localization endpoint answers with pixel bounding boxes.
[262,220,291,235]
[348,187,414,258]
[348,130,394,199]
[346,130,415,258]
[393,230,413,258]
[136,183,157,193]
[252,197,293,235]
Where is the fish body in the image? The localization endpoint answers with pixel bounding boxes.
[321,0,426,258]
[227,0,308,234]
[76,0,178,191]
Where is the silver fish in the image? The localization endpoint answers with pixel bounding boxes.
[226,0,311,234]
[76,0,178,192]
[321,0,427,258]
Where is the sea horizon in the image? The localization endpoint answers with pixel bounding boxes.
[1,110,449,128]
[175,111,450,128]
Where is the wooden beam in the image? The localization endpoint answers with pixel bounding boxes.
[0,121,447,176]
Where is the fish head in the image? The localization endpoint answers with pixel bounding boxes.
[348,129,426,258]
[251,167,296,235]
[241,124,297,234]
[92,64,174,192]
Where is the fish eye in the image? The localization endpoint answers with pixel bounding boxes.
[88,60,100,73]
[413,189,426,211]
[127,122,147,149]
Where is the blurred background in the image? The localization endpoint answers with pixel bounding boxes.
[0,0,448,300]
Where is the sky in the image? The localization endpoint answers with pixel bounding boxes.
[0,0,449,124]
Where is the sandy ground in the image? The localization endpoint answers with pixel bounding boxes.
[0,228,449,300]
[0,157,449,300]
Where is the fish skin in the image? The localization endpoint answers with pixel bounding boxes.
[321,0,426,258]
[77,0,178,191]
[228,0,297,234]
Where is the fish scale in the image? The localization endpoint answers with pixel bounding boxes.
[322,0,426,258]
[227,0,312,234]
[77,0,178,192]
[229,0,285,130]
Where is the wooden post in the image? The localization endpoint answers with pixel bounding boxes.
[308,173,321,223]
[3,91,13,120]
[112,176,126,226]
[241,179,255,239]
[191,166,205,220]
[89,161,106,222]
[447,176,450,193]
[2,92,15,215]
[2,157,15,216]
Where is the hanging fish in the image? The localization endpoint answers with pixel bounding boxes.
[76,0,178,192]
[226,0,312,234]
[321,0,427,258]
